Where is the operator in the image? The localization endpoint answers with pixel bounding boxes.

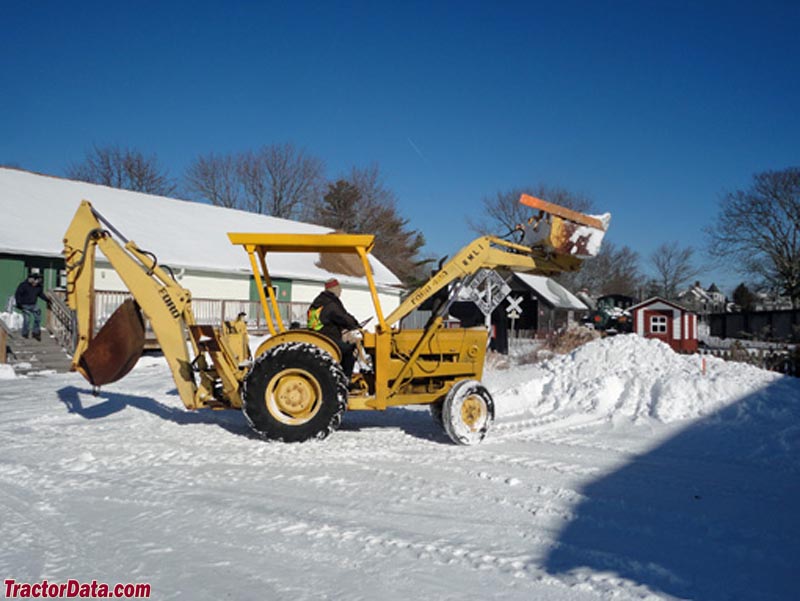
[307,278,359,378]
[14,273,51,341]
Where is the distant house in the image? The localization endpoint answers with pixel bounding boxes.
[678,281,727,315]
[507,273,589,334]
[0,167,403,330]
[630,297,698,353]
[753,290,794,312]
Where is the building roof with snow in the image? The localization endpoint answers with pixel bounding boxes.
[0,167,403,291]
[513,273,588,310]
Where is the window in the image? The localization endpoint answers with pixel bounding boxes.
[650,315,667,334]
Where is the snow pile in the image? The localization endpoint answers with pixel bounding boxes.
[491,334,786,424]
[0,364,16,379]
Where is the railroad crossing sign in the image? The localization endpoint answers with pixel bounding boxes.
[506,295,523,319]
[462,269,511,316]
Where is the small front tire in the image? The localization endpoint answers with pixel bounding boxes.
[441,380,494,445]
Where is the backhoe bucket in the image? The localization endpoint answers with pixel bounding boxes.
[77,298,146,386]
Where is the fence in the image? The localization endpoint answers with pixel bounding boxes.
[709,309,800,342]
[46,289,311,353]
[46,292,77,351]
[86,290,308,333]
[699,345,798,377]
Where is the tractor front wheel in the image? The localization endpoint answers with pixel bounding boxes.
[441,380,494,445]
[243,343,347,442]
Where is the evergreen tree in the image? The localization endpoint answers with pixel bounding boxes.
[318,180,362,232]
[312,168,427,285]
[732,282,757,311]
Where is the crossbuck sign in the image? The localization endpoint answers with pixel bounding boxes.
[506,295,523,319]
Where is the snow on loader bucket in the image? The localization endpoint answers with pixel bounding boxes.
[518,194,609,259]
[76,298,146,387]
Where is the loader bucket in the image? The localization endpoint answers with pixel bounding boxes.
[518,194,610,259]
[77,298,146,386]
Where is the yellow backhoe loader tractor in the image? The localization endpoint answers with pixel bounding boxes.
[62,194,608,444]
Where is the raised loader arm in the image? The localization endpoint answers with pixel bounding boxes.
[62,200,237,410]
[384,196,609,327]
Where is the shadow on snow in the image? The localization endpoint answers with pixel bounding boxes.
[340,406,450,443]
[543,377,800,600]
[56,386,447,443]
[56,386,255,438]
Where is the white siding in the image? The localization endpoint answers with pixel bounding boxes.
[673,311,682,339]
[178,272,250,300]
[95,262,401,325]
[94,266,127,292]
[95,264,251,300]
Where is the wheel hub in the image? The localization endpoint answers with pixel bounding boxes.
[266,369,322,424]
[461,395,487,431]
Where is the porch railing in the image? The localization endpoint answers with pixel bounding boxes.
[47,289,310,353]
[0,318,9,364]
[46,291,77,352]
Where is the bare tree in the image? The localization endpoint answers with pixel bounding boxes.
[184,153,241,209]
[558,242,641,297]
[240,143,324,219]
[650,243,701,300]
[237,150,269,214]
[470,185,594,236]
[184,144,324,219]
[67,145,176,196]
[706,167,800,308]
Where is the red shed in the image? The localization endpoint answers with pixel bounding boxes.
[630,297,698,353]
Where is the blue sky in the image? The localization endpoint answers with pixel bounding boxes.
[2,1,798,293]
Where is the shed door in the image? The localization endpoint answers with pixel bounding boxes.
[644,309,672,343]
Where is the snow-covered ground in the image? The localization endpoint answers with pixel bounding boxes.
[1,335,798,600]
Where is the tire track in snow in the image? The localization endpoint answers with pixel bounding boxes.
[222,507,666,600]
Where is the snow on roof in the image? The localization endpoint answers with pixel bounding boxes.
[0,168,403,291]
[514,273,588,310]
[629,296,693,313]
[679,286,711,303]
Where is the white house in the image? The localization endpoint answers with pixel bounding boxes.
[678,282,727,314]
[0,167,404,328]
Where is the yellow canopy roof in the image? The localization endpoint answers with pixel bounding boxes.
[227,232,375,254]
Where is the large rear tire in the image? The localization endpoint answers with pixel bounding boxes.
[441,380,494,445]
[243,343,347,442]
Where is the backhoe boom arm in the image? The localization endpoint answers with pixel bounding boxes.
[63,201,203,407]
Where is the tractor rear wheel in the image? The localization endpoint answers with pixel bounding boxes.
[441,380,494,445]
[243,343,347,442]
